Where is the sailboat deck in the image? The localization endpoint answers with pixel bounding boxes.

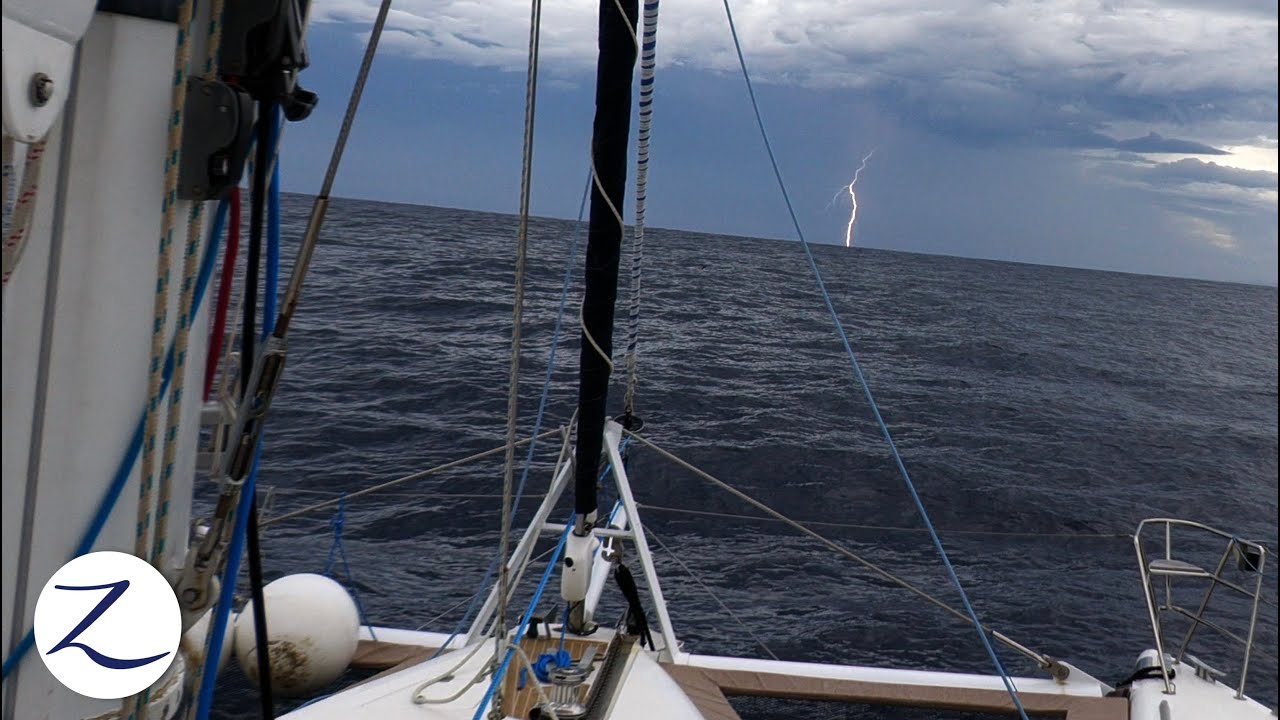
[501,635,611,719]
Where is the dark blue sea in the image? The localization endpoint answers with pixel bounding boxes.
[206,194,1278,719]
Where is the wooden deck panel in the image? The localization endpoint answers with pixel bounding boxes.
[660,665,742,720]
[350,640,437,670]
[663,665,1128,720]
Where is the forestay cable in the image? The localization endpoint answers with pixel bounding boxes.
[717,2,1030,716]
[622,0,661,419]
[495,0,545,712]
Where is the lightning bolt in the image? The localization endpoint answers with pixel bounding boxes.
[843,149,875,248]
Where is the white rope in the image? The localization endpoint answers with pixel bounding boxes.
[579,299,614,374]
[134,0,199,564]
[1,138,49,288]
[129,2,204,717]
[151,0,228,568]
[411,637,491,703]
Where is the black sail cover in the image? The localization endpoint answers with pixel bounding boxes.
[573,0,640,523]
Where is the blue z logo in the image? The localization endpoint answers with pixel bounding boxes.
[45,581,170,669]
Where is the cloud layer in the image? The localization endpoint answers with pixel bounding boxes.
[313,0,1277,148]
[303,0,1278,283]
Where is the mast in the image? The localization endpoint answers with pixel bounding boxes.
[572,0,639,528]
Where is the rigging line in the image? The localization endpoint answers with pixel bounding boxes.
[647,528,778,661]
[204,187,241,400]
[153,0,230,567]
[625,430,1053,673]
[468,518,575,719]
[274,0,392,338]
[623,0,660,417]
[497,0,545,706]
[1,133,13,221]
[637,504,1134,539]
[578,140,620,376]
[437,430,573,658]
[415,544,560,632]
[441,172,592,658]
[272,488,509,501]
[191,442,266,720]
[260,429,562,527]
[192,106,284,720]
[135,0,199,564]
[717,3,1029,716]
[0,194,230,682]
[1,138,48,289]
[244,103,280,719]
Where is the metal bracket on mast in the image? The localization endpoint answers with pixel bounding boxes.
[1,0,97,141]
[174,334,288,613]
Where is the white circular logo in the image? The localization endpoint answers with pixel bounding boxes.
[33,551,181,699]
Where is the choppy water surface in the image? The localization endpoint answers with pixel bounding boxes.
[206,195,1278,719]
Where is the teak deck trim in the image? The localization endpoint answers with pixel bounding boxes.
[663,665,1128,720]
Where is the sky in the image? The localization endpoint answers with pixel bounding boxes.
[280,0,1279,286]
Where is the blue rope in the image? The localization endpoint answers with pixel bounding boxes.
[717,2,1028,717]
[428,171,593,659]
[195,114,284,719]
[194,442,263,720]
[519,648,572,689]
[473,443,629,717]
[0,197,230,681]
[322,495,377,641]
[471,518,574,720]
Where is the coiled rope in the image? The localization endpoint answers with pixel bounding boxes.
[718,2,1029,716]
[622,0,660,418]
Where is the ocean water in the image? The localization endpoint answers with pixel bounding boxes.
[204,194,1278,718]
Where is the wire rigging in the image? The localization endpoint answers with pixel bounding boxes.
[716,2,1030,716]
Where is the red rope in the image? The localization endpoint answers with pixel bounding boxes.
[204,187,241,401]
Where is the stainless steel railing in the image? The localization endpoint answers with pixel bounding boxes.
[1134,518,1269,699]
